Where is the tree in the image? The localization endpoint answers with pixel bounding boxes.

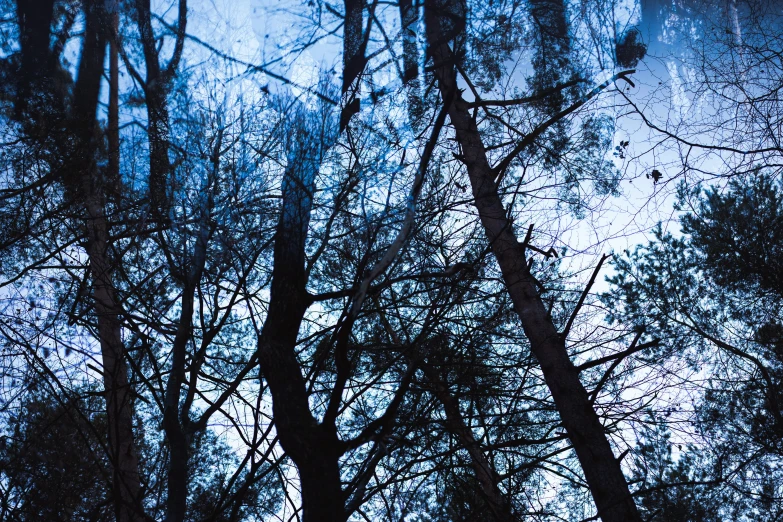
[1,0,645,519]
[0,382,280,522]
[0,386,113,522]
[604,172,783,519]
[422,0,642,519]
[6,2,146,520]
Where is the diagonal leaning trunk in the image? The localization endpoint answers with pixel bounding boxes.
[423,2,642,521]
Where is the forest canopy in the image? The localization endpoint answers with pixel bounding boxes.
[0,0,782,521]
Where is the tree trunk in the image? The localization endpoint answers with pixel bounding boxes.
[107,4,120,189]
[68,4,148,521]
[135,0,173,217]
[86,203,147,522]
[256,114,346,522]
[162,130,220,522]
[423,2,642,520]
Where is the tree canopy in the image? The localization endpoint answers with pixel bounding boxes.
[0,1,781,521]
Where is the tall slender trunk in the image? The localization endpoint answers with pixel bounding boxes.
[343,0,365,94]
[85,198,147,522]
[162,278,198,522]
[162,275,197,522]
[108,4,120,189]
[399,0,419,84]
[69,3,147,521]
[423,2,641,521]
[340,0,367,131]
[162,129,221,522]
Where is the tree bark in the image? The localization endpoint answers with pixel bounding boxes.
[343,0,365,94]
[108,3,120,189]
[399,0,419,84]
[340,0,367,131]
[423,2,642,521]
[85,199,147,522]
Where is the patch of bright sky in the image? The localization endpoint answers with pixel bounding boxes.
[213,0,722,309]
